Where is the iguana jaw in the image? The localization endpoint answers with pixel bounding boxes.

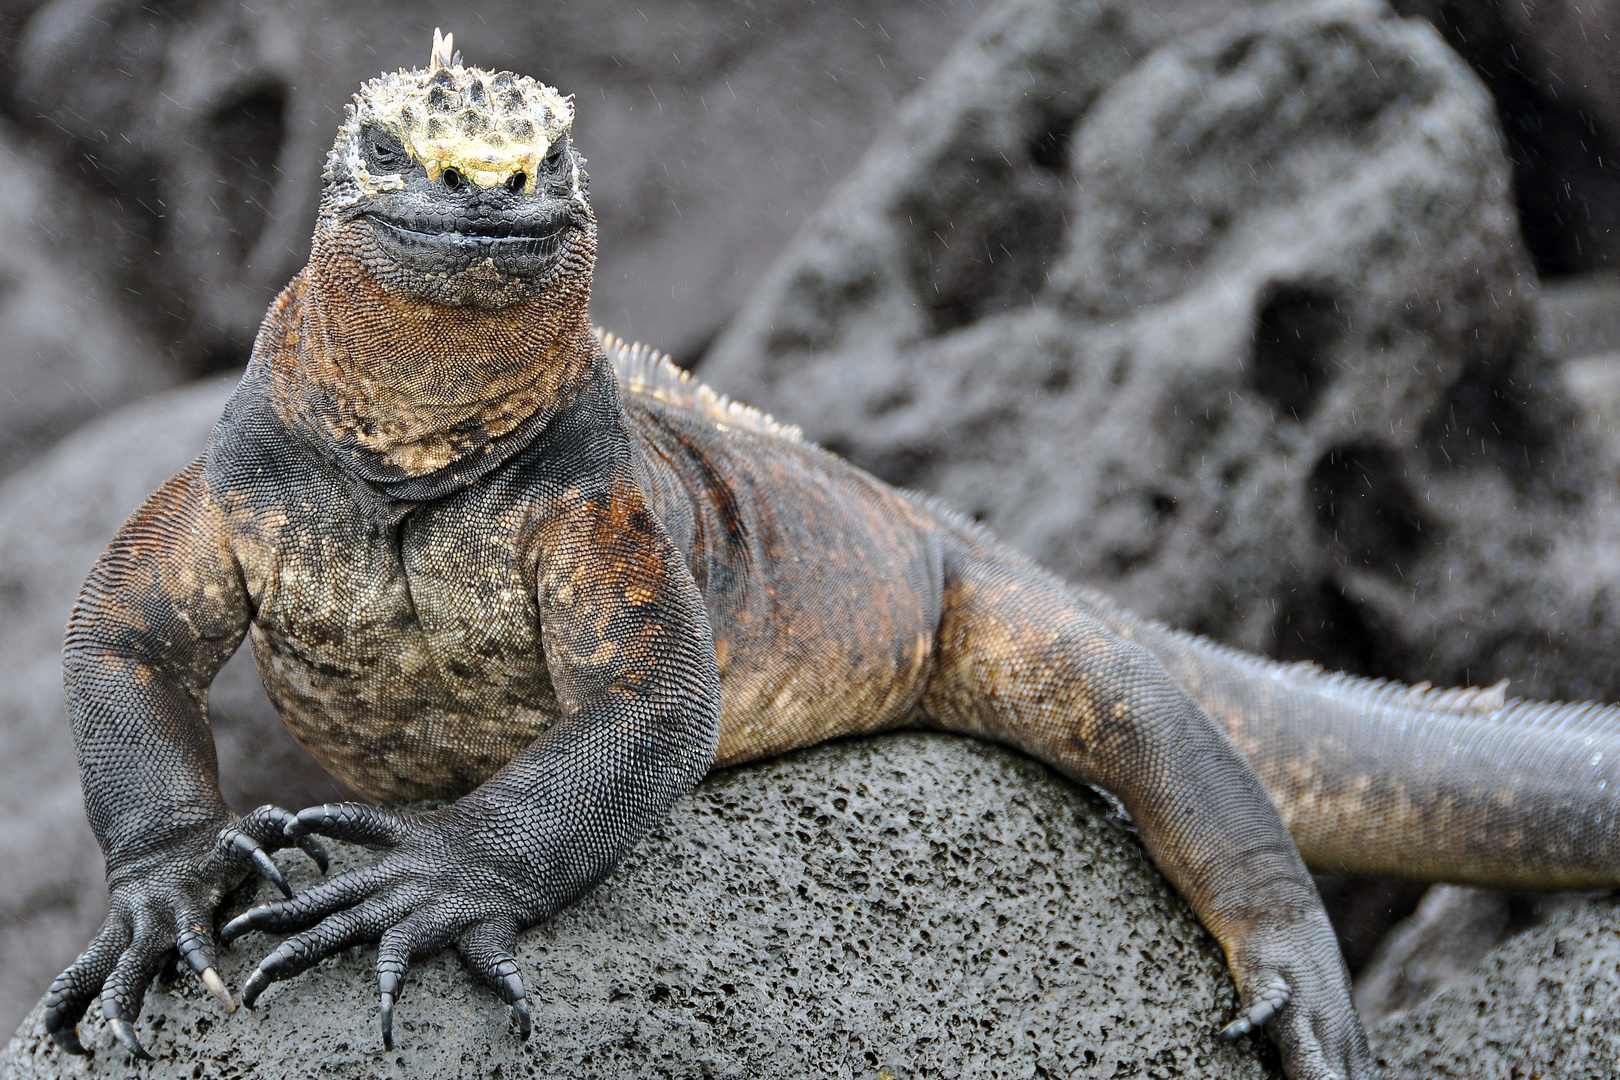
[356,187,585,285]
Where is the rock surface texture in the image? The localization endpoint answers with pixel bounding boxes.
[0,115,171,478]
[1351,884,1584,1022]
[704,0,1620,707]
[1,735,1282,1080]
[1367,897,1620,1078]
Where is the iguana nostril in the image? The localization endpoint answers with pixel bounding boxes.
[507,172,526,193]
[442,167,464,191]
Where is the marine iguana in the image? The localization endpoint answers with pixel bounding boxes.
[40,30,1620,1080]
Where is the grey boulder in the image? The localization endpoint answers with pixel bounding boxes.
[702,0,1620,706]
[0,115,173,479]
[2,734,1283,1080]
[1368,895,1620,1078]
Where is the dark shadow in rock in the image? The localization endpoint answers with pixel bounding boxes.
[904,156,1072,336]
[209,82,287,271]
[1313,874,1430,975]
[1272,580,1388,677]
[1354,883,1590,1025]
[1310,444,1429,571]
[1249,282,1345,422]
[1423,354,1563,485]
[1029,110,1079,173]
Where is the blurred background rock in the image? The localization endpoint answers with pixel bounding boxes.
[6,0,1620,1056]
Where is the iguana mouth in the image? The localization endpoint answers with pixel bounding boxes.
[362,206,579,274]
[367,213,571,254]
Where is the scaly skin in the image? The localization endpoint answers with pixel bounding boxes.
[43,33,1620,1079]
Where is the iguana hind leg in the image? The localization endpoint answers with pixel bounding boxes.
[919,539,1374,1080]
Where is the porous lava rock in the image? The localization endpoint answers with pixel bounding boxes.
[703,0,1620,707]
[1351,884,1585,1022]
[1367,895,1620,1077]
[2,734,1284,1080]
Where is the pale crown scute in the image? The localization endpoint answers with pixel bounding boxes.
[338,28,575,198]
[428,27,456,72]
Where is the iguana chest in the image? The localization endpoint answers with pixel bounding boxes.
[230,480,561,803]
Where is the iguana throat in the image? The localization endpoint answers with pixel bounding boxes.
[265,33,599,493]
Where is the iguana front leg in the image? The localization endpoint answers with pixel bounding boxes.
[222,462,721,1047]
[44,460,325,1060]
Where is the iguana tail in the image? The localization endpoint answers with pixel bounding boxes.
[1100,597,1620,890]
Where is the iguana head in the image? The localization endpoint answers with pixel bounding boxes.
[316,29,593,308]
[269,33,606,484]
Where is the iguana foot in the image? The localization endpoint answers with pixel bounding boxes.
[222,802,536,1049]
[1221,917,1378,1080]
[1220,973,1289,1039]
[43,805,323,1059]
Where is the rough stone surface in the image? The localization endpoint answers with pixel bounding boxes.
[1367,896,1620,1078]
[1545,273,1620,479]
[2,734,1283,1080]
[1538,271,1620,361]
[1393,0,1620,276]
[10,0,977,368]
[0,114,172,477]
[1351,884,1587,1023]
[703,0,1620,707]
[0,378,353,1036]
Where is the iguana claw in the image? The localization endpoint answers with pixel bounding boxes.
[200,967,235,1011]
[220,905,272,943]
[239,968,272,1009]
[228,832,294,899]
[47,1024,88,1056]
[107,1016,153,1060]
[379,959,404,1049]
[380,989,397,1050]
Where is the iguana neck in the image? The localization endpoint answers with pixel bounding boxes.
[264,220,598,496]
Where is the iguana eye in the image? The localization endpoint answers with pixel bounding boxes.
[544,138,567,169]
[364,126,406,171]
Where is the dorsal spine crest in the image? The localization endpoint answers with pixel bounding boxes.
[595,329,805,445]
